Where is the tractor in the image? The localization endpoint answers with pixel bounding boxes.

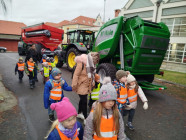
[54,29,95,70]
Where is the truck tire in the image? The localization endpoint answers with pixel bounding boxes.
[97,63,117,82]
[66,48,81,71]
[54,54,63,68]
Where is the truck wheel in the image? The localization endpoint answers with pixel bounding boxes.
[54,54,63,68]
[66,48,81,71]
[97,63,117,82]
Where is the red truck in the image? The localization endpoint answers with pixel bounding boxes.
[18,23,64,61]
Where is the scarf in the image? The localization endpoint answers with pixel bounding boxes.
[86,53,96,85]
[58,122,78,139]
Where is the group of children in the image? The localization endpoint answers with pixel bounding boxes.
[15,54,56,89]
[15,54,148,140]
[43,68,148,140]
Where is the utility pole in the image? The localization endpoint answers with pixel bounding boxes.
[104,0,106,22]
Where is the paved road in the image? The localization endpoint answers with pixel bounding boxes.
[0,53,185,140]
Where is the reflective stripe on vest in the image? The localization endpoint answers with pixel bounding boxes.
[56,125,79,140]
[17,63,24,71]
[50,81,62,100]
[43,67,49,77]
[91,83,101,100]
[128,89,137,103]
[27,61,34,72]
[117,86,127,104]
[93,115,117,140]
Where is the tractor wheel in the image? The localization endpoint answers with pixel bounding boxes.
[54,54,63,68]
[97,63,117,82]
[66,48,81,71]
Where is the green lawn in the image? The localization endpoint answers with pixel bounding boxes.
[155,70,186,86]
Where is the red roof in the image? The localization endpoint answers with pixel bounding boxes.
[58,20,70,27]
[0,20,26,35]
[69,16,96,26]
[45,22,60,27]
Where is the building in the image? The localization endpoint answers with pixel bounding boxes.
[115,0,186,73]
[0,20,26,51]
[45,15,103,43]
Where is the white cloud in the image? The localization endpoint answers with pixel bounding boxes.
[0,0,128,25]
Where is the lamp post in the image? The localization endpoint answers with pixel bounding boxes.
[104,0,106,22]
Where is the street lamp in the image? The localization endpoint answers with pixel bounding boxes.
[104,0,106,22]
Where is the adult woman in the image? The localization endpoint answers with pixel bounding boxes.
[72,52,99,124]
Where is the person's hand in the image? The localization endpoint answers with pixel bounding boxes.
[143,102,148,110]
[126,104,132,108]
[15,72,17,75]
[27,73,30,76]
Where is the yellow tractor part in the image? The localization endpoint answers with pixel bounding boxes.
[68,52,76,68]
[54,55,58,64]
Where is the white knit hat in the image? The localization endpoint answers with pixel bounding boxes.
[127,74,136,84]
[98,77,117,102]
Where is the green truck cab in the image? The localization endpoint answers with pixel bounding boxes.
[93,16,170,90]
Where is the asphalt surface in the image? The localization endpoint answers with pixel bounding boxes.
[0,53,185,140]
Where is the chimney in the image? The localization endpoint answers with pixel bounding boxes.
[115,9,121,17]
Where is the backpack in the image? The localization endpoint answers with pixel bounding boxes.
[71,63,84,79]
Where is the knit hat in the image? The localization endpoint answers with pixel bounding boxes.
[51,68,61,77]
[50,97,77,122]
[116,70,127,80]
[126,74,136,84]
[98,77,117,102]
[95,74,100,82]
[19,57,23,61]
[90,52,100,64]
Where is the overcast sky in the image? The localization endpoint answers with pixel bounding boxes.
[0,0,128,25]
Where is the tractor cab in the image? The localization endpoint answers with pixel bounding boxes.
[67,29,95,50]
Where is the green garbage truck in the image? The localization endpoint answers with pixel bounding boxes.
[92,16,170,90]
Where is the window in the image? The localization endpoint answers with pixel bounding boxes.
[161,17,186,37]
[164,43,186,63]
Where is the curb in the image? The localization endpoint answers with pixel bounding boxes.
[155,78,186,88]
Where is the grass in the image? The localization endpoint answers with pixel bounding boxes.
[155,70,186,86]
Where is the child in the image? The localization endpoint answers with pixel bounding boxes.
[44,68,72,122]
[50,57,56,69]
[125,74,148,130]
[112,70,129,114]
[83,77,128,140]
[45,97,84,140]
[25,57,38,89]
[88,74,101,109]
[15,57,25,83]
[46,57,52,71]
[40,54,47,63]
[42,62,50,84]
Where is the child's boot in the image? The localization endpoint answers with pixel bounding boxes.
[126,122,134,130]
[49,114,55,122]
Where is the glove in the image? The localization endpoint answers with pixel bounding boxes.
[15,72,17,75]
[143,102,148,110]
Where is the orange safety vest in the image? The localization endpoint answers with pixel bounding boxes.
[17,63,25,71]
[50,81,63,100]
[43,59,46,62]
[27,61,35,72]
[56,125,79,140]
[117,86,128,104]
[128,89,137,103]
[93,115,117,140]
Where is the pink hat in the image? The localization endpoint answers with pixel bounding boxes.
[50,97,77,122]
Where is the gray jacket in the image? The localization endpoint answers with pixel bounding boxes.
[83,103,128,140]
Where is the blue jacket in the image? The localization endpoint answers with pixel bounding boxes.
[44,75,72,109]
[47,121,84,140]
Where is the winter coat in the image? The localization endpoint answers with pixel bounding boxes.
[44,75,72,109]
[72,62,93,95]
[125,86,148,110]
[83,102,128,140]
[47,121,84,140]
